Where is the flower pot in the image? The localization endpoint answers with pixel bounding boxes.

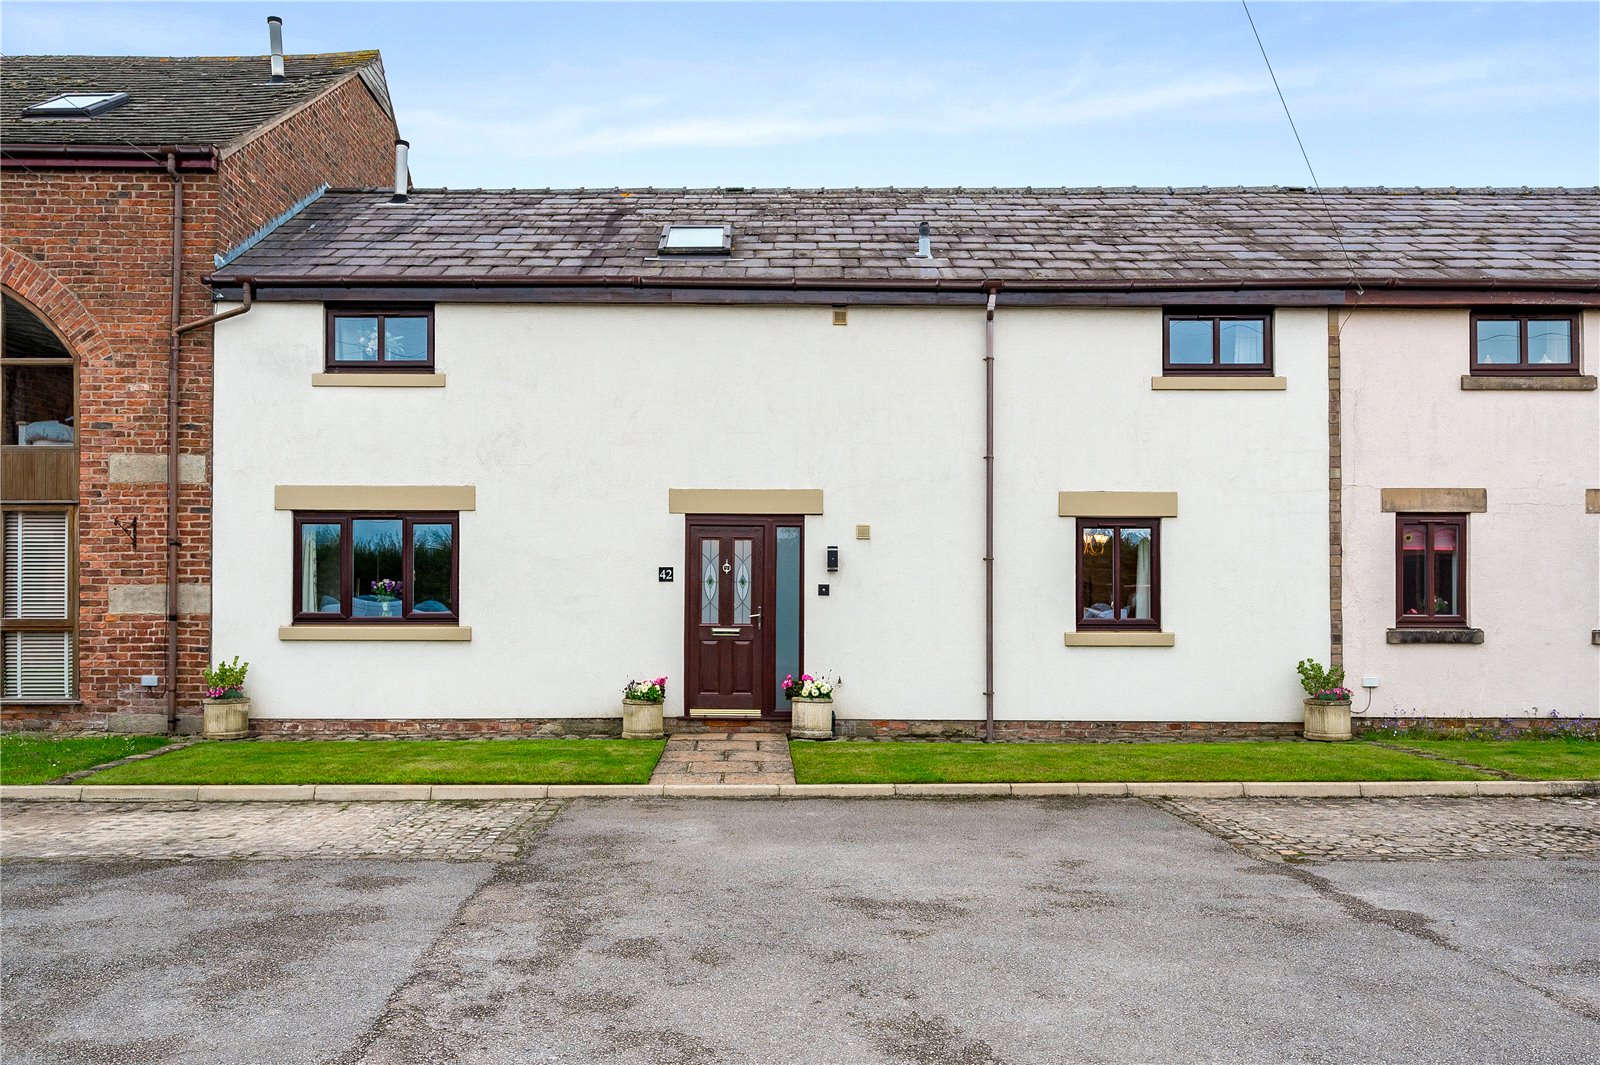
[622,698,664,740]
[1303,697,1353,742]
[790,697,834,740]
[202,696,251,740]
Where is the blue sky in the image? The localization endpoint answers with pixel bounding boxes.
[5,2,1596,189]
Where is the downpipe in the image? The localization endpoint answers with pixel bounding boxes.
[983,284,999,743]
[165,154,183,734]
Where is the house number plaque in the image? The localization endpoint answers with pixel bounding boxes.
[658,567,674,582]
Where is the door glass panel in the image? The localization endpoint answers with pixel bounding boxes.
[1119,526,1154,620]
[700,539,721,624]
[1080,527,1114,620]
[299,522,342,614]
[412,522,454,614]
[1399,523,1427,616]
[352,519,403,617]
[732,539,753,624]
[774,526,801,710]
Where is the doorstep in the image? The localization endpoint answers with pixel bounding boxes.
[1,780,1594,802]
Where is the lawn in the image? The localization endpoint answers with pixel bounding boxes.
[0,734,174,786]
[84,739,665,785]
[789,740,1491,784]
[1392,738,1600,780]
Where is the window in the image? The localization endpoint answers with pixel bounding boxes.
[2,510,74,699]
[1163,311,1272,375]
[1075,519,1160,630]
[1396,515,1466,625]
[1470,312,1578,374]
[324,307,434,372]
[658,225,732,256]
[3,292,76,447]
[22,92,129,118]
[292,512,458,623]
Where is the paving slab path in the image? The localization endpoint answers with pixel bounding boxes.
[648,730,795,785]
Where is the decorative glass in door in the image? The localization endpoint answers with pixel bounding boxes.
[700,539,721,624]
[732,539,753,624]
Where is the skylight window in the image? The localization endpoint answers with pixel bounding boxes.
[22,92,130,118]
[659,224,731,256]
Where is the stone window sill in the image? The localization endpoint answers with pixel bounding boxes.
[278,625,472,642]
[0,698,84,706]
[1386,627,1484,645]
[1460,374,1595,391]
[1063,632,1175,647]
[1150,376,1286,391]
[312,373,446,388]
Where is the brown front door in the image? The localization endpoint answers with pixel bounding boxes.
[686,523,766,713]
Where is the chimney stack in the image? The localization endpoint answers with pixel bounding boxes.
[267,16,285,83]
[392,140,411,203]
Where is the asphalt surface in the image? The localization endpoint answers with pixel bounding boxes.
[3,798,1598,1065]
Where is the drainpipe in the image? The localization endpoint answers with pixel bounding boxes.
[983,283,999,742]
[165,153,183,733]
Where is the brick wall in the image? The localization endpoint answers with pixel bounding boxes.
[1,73,396,733]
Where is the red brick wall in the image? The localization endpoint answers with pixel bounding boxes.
[2,72,396,733]
[218,74,398,253]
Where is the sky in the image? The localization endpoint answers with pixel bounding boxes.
[4,2,1597,190]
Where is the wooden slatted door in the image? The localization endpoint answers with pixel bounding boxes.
[686,523,765,714]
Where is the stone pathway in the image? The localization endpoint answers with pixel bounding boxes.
[649,731,795,785]
[0,800,559,862]
[1164,796,1600,863]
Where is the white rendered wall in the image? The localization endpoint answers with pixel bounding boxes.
[213,301,1331,723]
[1340,308,1600,718]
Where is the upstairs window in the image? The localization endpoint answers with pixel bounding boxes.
[1163,312,1272,375]
[1396,515,1466,626]
[293,512,458,623]
[325,307,434,372]
[1470,312,1578,374]
[1076,519,1161,631]
[22,92,129,118]
[658,225,732,256]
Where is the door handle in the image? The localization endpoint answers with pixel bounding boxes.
[750,611,762,629]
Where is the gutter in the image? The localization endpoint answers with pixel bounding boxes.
[1,144,217,171]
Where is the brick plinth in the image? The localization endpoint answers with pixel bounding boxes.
[249,717,623,738]
[837,719,1305,742]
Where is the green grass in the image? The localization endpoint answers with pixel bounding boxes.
[789,739,1492,784]
[1391,738,1600,780]
[0,734,173,786]
[84,738,665,785]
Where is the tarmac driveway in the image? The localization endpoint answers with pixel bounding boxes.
[3,797,1598,1064]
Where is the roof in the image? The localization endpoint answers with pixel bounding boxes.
[211,186,1600,291]
[0,52,390,149]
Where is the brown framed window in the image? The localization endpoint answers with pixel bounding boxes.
[1396,514,1466,626]
[1470,312,1579,374]
[324,307,434,372]
[1163,311,1272,375]
[2,508,76,700]
[292,512,458,623]
[1076,519,1161,630]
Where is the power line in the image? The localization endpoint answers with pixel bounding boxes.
[1240,0,1363,304]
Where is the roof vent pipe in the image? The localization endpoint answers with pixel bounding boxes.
[391,139,410,203]
[917,221,931,258]
[267,16,285,83]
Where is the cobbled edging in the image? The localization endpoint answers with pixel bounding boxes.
[0,780,1595,802]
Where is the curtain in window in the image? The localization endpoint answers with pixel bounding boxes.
[1132,533,1152,619]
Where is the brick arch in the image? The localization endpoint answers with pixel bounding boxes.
[1,244,111,365]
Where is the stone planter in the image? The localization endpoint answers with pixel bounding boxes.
[202,696,251,740]
[1303,697,1353,742]
[790,697,835,740]
[622,698,664,740]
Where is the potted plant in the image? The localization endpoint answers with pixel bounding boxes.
[202,656,251,739]
[1296,658,1353,742]
[622,677,667,739]
[786,673,836,740]
[369,578,403,619]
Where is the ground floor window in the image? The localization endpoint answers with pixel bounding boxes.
[292,512,459,623]
[1397,514,1467,625]
[1075,519,1161,630]
[2,509,74,699]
